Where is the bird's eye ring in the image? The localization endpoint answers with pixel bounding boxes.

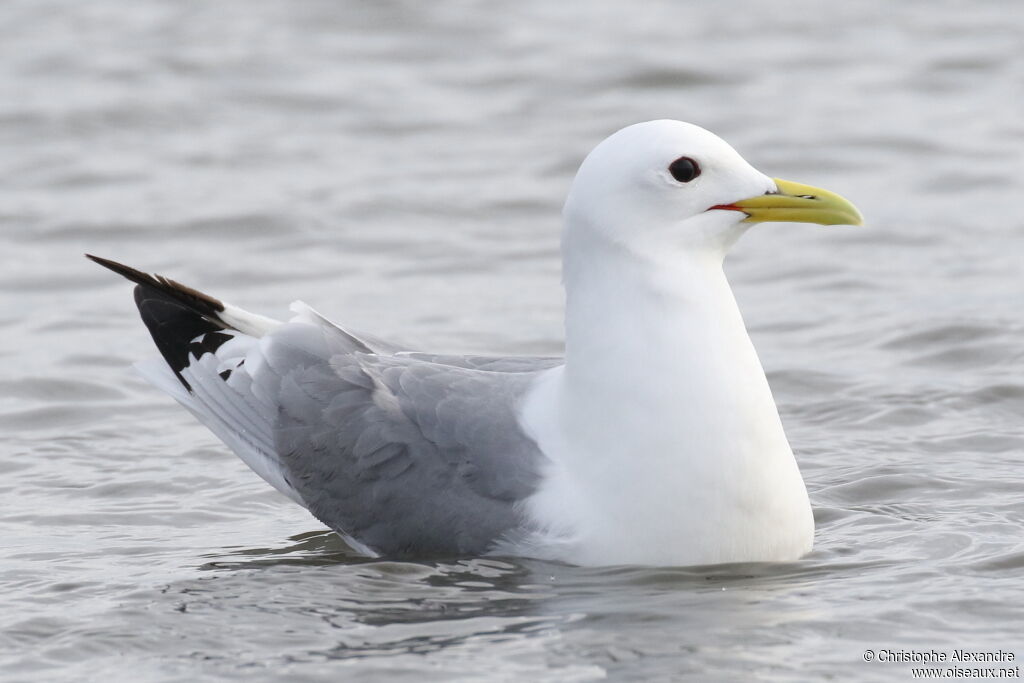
[668,156,701,183]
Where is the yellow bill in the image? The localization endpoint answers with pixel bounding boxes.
[712,178,864,226]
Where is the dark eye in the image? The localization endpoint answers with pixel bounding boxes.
[668,156,701,183]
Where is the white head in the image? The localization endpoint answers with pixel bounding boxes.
[562,120,862,261]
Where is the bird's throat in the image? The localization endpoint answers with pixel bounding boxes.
[561,246,763,416]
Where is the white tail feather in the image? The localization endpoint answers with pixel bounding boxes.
[135,338,305,507]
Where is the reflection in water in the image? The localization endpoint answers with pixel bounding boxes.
[178,528,868,672]
[199,529,369,569]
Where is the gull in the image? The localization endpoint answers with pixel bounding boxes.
[88,120,863,566]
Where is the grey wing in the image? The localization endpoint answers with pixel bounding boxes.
[89,255,555,558]
[257,324,551,557]
[397,352,563,373]
[294,302,563,372]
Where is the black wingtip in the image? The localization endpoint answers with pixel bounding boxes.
[88,254,234,392]
[86,254,160,289]
[86,254,226,320]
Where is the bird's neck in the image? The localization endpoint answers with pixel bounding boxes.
[520,235,812,565]
[561,237,765,412]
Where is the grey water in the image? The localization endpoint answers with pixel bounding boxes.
[2,1,1023,680]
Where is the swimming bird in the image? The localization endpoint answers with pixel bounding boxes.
[88,120,862,566]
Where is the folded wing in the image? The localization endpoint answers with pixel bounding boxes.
[89,256,554,557]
